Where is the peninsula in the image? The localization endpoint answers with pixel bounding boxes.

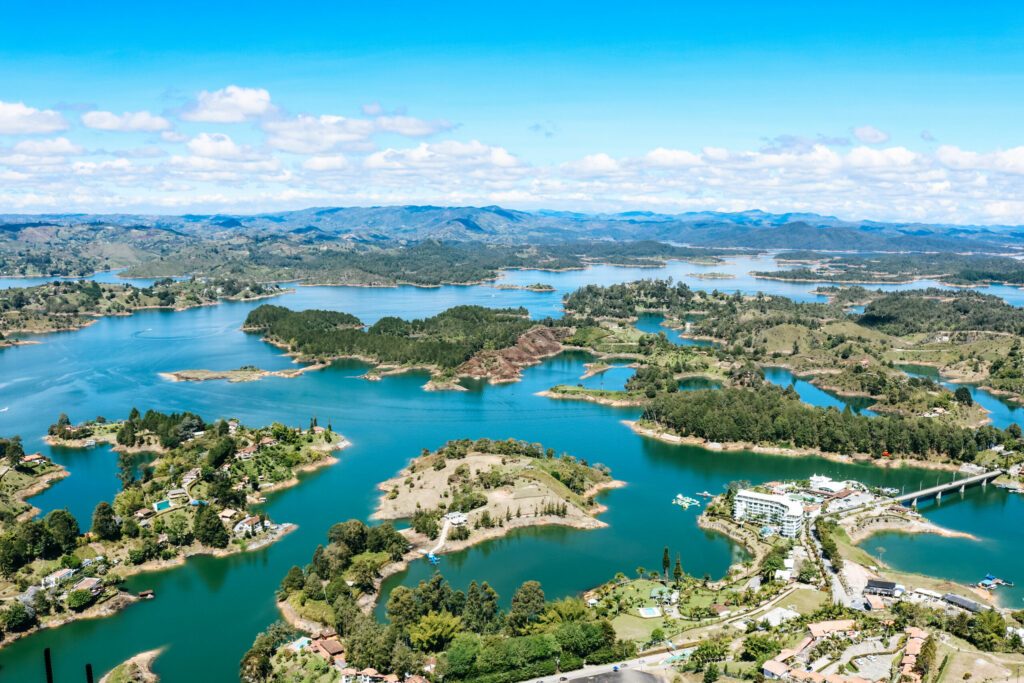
[242,304,572,387]
[0,411,347,649]
[0,277,285,347]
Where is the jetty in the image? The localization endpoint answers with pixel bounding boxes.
[896,469,1003,507]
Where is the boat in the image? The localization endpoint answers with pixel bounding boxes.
[138,590,155,599]
[696,491,714,498]
[672,494,701,509]
[0,407,8,413]
[427,552,440,566]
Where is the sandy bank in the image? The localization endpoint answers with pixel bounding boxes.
[100,647,164,683]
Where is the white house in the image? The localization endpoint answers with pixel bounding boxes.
[444,511,468,526]
[233,516,265,536]
[41,567,76,589]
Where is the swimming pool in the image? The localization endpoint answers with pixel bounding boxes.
[153,499,171,511]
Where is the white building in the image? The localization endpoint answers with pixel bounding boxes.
[734,489,804,537]
[444,511,468,526]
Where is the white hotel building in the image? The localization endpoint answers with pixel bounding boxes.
[733,489,804,537]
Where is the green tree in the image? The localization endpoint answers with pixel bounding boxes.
[386,585,421,632]
[507,580,545,634]
[1,600,35,632]
[303,571,325,601]
[165,514,193,546]
[90,501,121,541]
[662,546,670,579]
[66,589,96,612]
[954,386,974,406]
[408,610,463,652]
[280,566,304,596]
[703,663,720,683]
[463,581,499,633]
[673,554,684,584]
[193,504,229,548]
[327,519,368,554]
[43,508,80,554]
[441,633,481,680]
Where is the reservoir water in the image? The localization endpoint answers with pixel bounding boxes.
[0,255,1021,680]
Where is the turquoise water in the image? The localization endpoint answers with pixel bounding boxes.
[634,314,714,347]
[0,256,1020,681]
[899,364,1024,431]
[763,367,877,416]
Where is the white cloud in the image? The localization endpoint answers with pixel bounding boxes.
[263,115,375,154]
[852,125,890,144]
[643,148,703,168]
[0,101,68,134]
[181,86,273,123]
[364,140,521,171]
[361,102,384,116]
[375,115,452,137]
[303,154,350,171]
[846,145,917,168]
[82,110,171,132]
[13,137,83,156]
[563,153,620,176]
[161,130,188,143]
[186,132,250,159]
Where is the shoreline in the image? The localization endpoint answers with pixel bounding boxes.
[100,647,164,683]
[536,388,647,407]
[251,442,349,498]
[624,420,963,472]
[43,432,168,455]
[110,522,299,580]
[159,362,330,384]
[843,516,978,545]
[13,466,71,522]
[0,592,140,651]
[1,289,289,347]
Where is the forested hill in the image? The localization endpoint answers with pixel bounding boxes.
[857,289,1024,335]
[1,205,1018,252]
[242,304,546,368]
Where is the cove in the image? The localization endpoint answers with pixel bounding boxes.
[0,256,1019,681]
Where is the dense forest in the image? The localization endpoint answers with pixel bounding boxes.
[0,277,283,340]
[641,383,1016,462]
[122,239,735,286]
[243,521,635,683]
[856,288,1024,335]
[244,304,548,368]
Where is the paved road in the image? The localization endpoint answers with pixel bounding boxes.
[519,655,667,683]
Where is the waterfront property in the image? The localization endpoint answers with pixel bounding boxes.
[733,489,804,537]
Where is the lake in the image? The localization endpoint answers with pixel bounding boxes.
[0,255,1021,680]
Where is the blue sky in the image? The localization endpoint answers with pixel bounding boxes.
[1,1,1023,221]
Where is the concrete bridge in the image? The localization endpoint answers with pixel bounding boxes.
[896,469,1003,507]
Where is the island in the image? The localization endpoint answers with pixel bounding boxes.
[0,411,348,649]
[490,282,556,292]
[241,304,572,388]
[374,437,622,553]
[0,277,286,347]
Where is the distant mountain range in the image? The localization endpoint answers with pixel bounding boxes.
[1,205,1021,252]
